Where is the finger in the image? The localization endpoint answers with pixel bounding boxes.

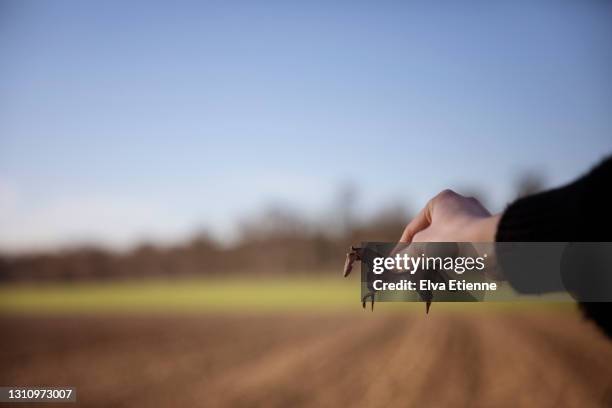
[399,203,432,243]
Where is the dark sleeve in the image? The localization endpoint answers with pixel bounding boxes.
[495,156,612,338]
[496,156,612,242]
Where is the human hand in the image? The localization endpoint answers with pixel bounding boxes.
[398,189,504,286]
[400,189,501,244]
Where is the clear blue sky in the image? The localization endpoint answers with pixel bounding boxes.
[1,1,611,251]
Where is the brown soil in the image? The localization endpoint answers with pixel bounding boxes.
[1,311,611,407]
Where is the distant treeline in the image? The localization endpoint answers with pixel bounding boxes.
[0,175,543,283]
[0,206,408,282]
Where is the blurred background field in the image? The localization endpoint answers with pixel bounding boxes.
[0,277,574,314]
[0,276,356,313]
[2,308,611,408]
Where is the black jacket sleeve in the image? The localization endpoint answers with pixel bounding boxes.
[496,156,612,242]
[495,155,612,337]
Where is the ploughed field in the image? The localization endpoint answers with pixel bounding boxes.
[1,310,611,407]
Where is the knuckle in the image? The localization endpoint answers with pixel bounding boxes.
[436,189,456,200]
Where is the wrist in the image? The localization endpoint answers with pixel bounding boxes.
[472,214,501,242]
